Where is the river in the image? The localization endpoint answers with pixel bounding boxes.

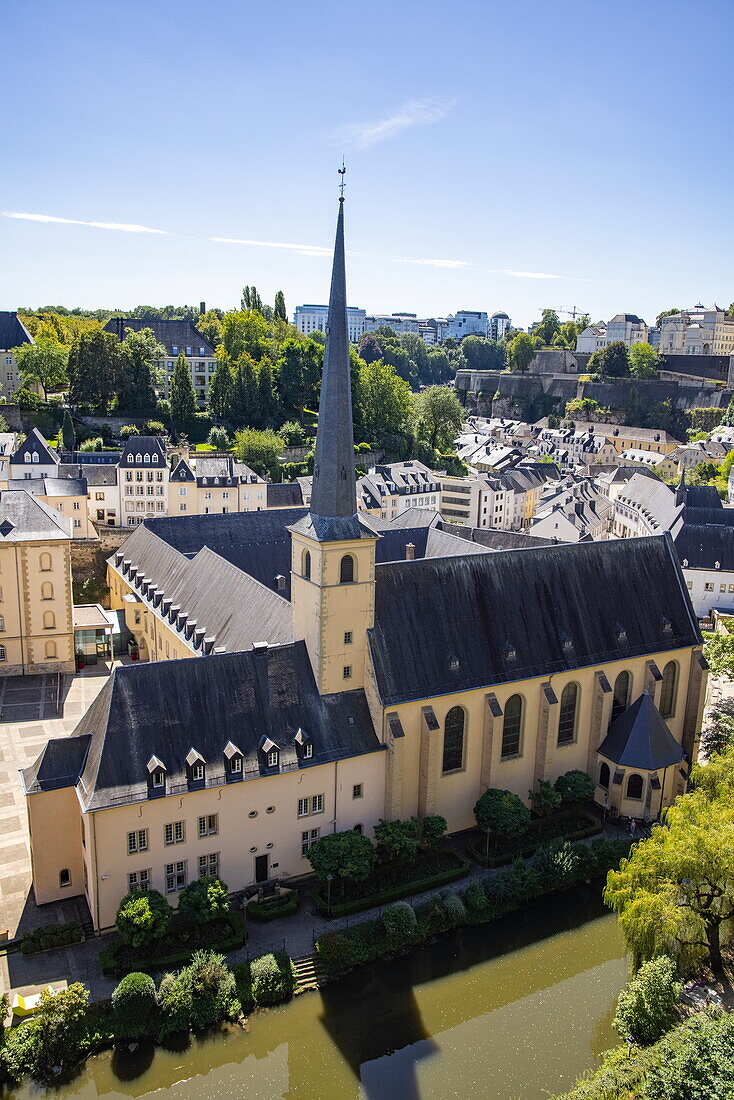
[10,886,627,1099]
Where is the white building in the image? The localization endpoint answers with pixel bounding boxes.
[118,436,169,527]
[659,306,734,357]
[489,311,511,341]
[363,313,420,336]
[357,461,441,520]
[294,304,366,343]
[447,311,488,340]
[576,314,648,353]
[9,429,60,481]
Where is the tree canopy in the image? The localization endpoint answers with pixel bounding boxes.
[307,829,377,885]
[358,358,413,442]
[414,386,464,452]
[13,337,68,397]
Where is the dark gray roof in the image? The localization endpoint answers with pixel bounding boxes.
[0,311,33,351]
[369,508,441,530]
[194,455,260,485]
[118,436,167,468]
[103,317,215,357]
[368,534,700,705]
[441,523,561,549]
[21,735,91,794]
[8,476,87,497]
[69,643,382,810]
[597,693,684,770]
[11,428,58,468]
[59,463,117,487]
[309,198,357,524]
[674,524,734,571]
[170,458,195,482]
[267,482,304,508]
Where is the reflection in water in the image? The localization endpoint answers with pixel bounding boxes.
[8,887,627,1100]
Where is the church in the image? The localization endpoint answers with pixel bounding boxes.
[23,194,707,931]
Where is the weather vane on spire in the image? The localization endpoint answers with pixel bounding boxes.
[338,159,346,200]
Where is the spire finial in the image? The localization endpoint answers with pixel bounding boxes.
[338,159,346,202]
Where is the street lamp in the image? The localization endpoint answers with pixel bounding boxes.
[484,826,492,866]
[326,873,334,918]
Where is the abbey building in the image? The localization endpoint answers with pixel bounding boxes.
[23,196,707,931]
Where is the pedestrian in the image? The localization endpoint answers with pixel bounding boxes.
[628,817,636,839]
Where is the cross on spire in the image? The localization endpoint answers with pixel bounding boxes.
[338,159,346,201]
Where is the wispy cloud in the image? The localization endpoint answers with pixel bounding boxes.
[499,268,565,280]
[211,236,330,257]
[342,97,456,150]
[3,211,167,234]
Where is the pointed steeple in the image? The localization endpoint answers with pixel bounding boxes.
[309,196,356,522]
[675,466,687,505]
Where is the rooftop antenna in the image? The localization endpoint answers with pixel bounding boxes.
[338,159,346,201]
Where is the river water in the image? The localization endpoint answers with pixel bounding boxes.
[11,887,627,1100]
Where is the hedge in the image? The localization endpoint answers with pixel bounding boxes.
[247,892,298,922]
[20,921,84,955]
[99,912,246,978]
[311,854,470,917]
[466,810,602,868]
[250,951,295,1005]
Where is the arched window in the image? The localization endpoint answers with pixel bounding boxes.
[442,706,465,773]
[557,683,579,745]
[39,553,52,571]
[599,761,610,789]
[659,661,677,719]
[152,454,159,463]
[339,554,355,584]
[144,454,150,464]
[501,695,523,758]
[611,671,630,725]
[135,453,142,463]
[626,773,644,800]
[41,581,53,601]
[43,610,55,630]
[45,641,56,659]
[303,549,311,581]
[32,452,39,463]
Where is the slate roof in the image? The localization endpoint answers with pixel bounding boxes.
[59,463,117,487]
[103,317,215,357]
[597,693,684,770]
[267,482,304,508]
[0,311,33,351]
[118,436,167,468]
[193,456,260,485]
[170,458,195,482]
[7,476,87,497]
[440,523,560,549]
[11,428,58,468]
[617,473,682,532]
[21,735,92,794]
[674,524,734,571]
[368,534,700,705]
[67,644,381,810]
[0,489,72,541]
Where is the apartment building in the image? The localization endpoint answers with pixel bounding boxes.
[0,311,32,399]
[576,314,648,353]
[294,304,366,343]
[168,455,267,516]
[118,436,169,527]
[658,306,734,356]
[104,317,217,407]
[357,461,441,520]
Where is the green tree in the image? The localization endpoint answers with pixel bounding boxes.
[221,310,269,361]
[474,788,531,840]
[358,359,413,442]
[307,829,377,889]
[645,1011,734,1099]
[507,332,537,373]
[67,329,122,411]
[374,817,422,870]
[112,971,158,1040]
[255,359,279,427]
[554,769,595,804]
[274,290,287,322]
[14,336,68,397]
[230,353,258,425]
[656,307,680,328]
[426,347,452,383]
[703,630,734,680]
[460,335,506,371]
[233,427,283,475]
[382,901,418,950]
[414,385,464,452]
[605,790,734,973]
[118,326,164,413]
[358,333,383,364]
[207,426,230,449]
[2,982,90,1084]
[61,410,75,451]
[178,876,230,924]
[170,353,197,432]
[613,955,681,1045]
[209,357,234,421]
[421,814,448,853]
[195,308,223,349]
[700,699,734,759]
[589,341,630,378]
[115,889,172,948]
[241,285,263,313]
[720,393,734,427]
[629,342,660,379]
[276,338,323,419]
[534,309,561,345]
[528,780,562,816]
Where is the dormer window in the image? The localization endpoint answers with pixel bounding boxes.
[152,454,159,463]
[224,740,243,777]
[192,763,204,781]
[144,454,150,464]
[146,755,167,794]
[24,453,30,463]
[231,756,242,774]
[267,748,279,768]
[135,453,142,463]
[32,452,39,463]
[304,743,313,759]
[152,770,165,788]
[186,747,206,784]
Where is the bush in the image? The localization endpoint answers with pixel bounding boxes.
[20,920,83,955]
[531,840,581,891]
[644,1010,734,1098]
[2,982,89,1084]
[614,956,681,1046]
[463,881,490,920]
[554,770,595,804]
[382,902,418,951]
[119,424,140,439]
[280,420,306,446]
[307,829,377,889]
[247,892,298,922]
[100,911,246,977]
[427,889,467,932]
[80,435,104,451]
[143,419,166,435]
[529,780,563,817]
[316,931,359,978]
[157,969,193,1038]
[311,852,469,916]
[187,950,238,1029]
[177,877,230,925]
[474,788,531,840]
[116,890,172,948]
[111,971,157,1039]
[232,962,252,1010]
[207,426,230,449]
[250,951,294,1006]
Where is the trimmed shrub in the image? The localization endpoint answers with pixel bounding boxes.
[20,920,83,955]
[614,956,681,1045]
[554,769,595,804]
[250,951,294,1006]
[111,971,157,1039]
[529,780,563,817]
[116,889,171,948]
[382,902,418,951]
[474,788,531,839]
[316,931,359,978]
[177,877,230,924]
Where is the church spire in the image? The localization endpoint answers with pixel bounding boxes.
[309,187,357,522]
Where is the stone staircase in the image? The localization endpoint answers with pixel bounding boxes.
[292,953,326,995]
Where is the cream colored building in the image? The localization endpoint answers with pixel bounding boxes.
[0,489,75,675]
[23,196,707,931]
[357,461,441,521]
[168,455,266,516]
[6,476,97,539]
[659,305,734,356]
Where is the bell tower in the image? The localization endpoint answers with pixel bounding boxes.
[290,174,379,695]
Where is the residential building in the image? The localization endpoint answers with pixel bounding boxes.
[0,489,76,675]
[576,314,648,353]
[294,304,366,343]
[617,448,679,479]
[529,476,613,542]
[658,306,734,356]
[0,311,32,399]
[536,419,682,456]
[488,311,511,341]
[363,313,420,336]
[168,455,266,517]
[447,310,488,340]
[357,461,441,520]
[103,317,217,407]
[417,318,450,345]
[0,433,20,484]
[10,428,60,481]
[24,194,706,929]
[669,440,728,472]
[6,476,96,539]
[576,322,608,354]
[118,436,169,527]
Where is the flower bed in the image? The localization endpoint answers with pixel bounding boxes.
[466,808,602,868]
[311,851,470,918]
[247,892,299,922]
[19,920,84,955]
[99,911,246,978]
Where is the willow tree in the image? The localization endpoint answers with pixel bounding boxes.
[605,791,734,974]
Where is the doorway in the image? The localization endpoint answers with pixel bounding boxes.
[254,854,269,883]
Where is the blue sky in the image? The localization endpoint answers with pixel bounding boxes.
[3,0,733,328]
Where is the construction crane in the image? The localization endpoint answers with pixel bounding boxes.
[557,306,588,321]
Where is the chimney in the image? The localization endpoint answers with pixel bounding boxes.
[405,543,415,561]
[199,301,206,315]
